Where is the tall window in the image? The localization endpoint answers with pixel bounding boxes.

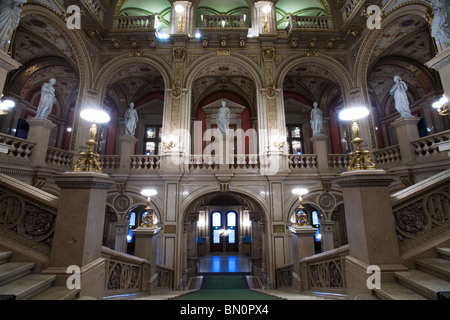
[286,125,304,154]
[212,211,222,244]
[144,126,162,155]
[227,211,236,244]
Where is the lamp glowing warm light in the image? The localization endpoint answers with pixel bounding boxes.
[262,4,271,13]
[432,94,449,116]
[0,97,15,115]
[292,188,309,226]
[73,108,110,172]
[140,189,157,227]
[175,4,184,13]
[338,106,369,121]
[338,106,376,171]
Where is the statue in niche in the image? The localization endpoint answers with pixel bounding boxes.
[310,102,323,136]
[34,78,56,119]
[124,102,138,136]
[0,0,26,48]
[389,75,413,117]
[216,100,230,135]
[431,0,450,43]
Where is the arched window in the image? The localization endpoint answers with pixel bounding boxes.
[128,211,137,243]
[212,211,222,244]
[227,211,237,244]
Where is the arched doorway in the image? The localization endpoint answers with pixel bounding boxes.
[181,190,268,283]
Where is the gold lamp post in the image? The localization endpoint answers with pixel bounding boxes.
[339,106,376,171]
[432,94,449,116]
[73,108,110,172]
[292,188,309,226]
[140,189,157,227]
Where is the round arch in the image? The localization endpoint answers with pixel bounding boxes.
[352,3,432,105]
[93,55,172,103]
[276,54,353,104]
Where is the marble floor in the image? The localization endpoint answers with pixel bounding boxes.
[197,252,252,273]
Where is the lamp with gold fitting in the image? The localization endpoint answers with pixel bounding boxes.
[140,189,157,228]
[292,188,309,226]
[73,108,110,172]
[339,106,376,171]
[0,95,15,116]
[432,94,449,116]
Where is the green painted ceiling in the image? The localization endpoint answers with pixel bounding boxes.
[117,0,326,28]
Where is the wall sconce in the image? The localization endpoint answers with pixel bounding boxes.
[432,94,449,116]
[0,95,15,116]
[140,189,157,227]
[292,188,308,226]
[175,4,185,33]
[272,134,285,151]
[339,106,376,171]
[73,108,110,172]
[262,4,271,33]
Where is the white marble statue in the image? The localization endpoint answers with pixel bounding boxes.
[310,102,323,135]
[0,0,27,48]
[390,75,413,117]
[216,100,230,135]
[431,0,450,43]
[34,78,56,119]
[124,102,138,135]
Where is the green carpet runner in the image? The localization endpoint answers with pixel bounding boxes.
[173,274,280,300]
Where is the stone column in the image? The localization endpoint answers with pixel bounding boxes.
[0,50,21,95]
[44,172,113,299]
[425,46,450,97]
[133,226,161,294]
[289,224,317,292]
[119,135,137,172]
[391,116,420,164]
[335,170,406,298]
[310,134,329,170]
[26,117,57,168]
[114,222,129,253]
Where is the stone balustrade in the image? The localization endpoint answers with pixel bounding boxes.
[201,14,246,29]
[288,15,334,30]
[0,133,34,160]
[83,0,105,23]
[372,145,402,166]
[412,130,450,159]
[341,0,362,23]
[46,147,74,168]
[288,154,318,169]
[113,15,156,31]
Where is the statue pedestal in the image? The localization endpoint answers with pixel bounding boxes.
[118,135,137,172]
[26,117,57,168]
[310,134,328,170]
[0,50,21,94]
[391,116,420,164]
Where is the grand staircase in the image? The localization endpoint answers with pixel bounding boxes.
[0,251,79,300]
[374,247,450,300]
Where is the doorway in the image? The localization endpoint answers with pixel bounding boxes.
[210,211,238,252]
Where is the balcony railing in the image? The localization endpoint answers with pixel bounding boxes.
[288,15,335,31]
[0,133,34,160]
[412,131,450,160]
[372,145,402,166]
[201,14,246,29]
[288,154,318,169]
[112,15,156,31]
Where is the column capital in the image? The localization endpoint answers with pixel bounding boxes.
[26,117,57,129]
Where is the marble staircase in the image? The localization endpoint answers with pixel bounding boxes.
[0,251,79,300]
[374,247,450,300]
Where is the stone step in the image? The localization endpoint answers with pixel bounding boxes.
[437,247,450,261]
[373,282,427,300]
[30,286,79,300]
[0,274,56,300]
[0,262,35,286]
[395,269,450,300]
[416,257,450,281]
[0,251,12,265]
